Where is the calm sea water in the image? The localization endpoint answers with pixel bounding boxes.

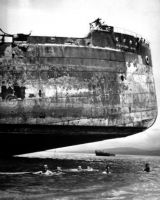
[0,153,160,200]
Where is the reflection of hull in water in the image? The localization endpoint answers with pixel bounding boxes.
[95,150,115,156]
[0,20,157,156]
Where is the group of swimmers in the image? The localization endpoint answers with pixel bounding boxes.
[34,162,150,176]
[34,164,111,176]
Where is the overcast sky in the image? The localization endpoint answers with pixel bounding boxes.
[0,0,160,151]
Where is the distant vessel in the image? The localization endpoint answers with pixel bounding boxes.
[0,18,157,156]
[95,150,115,156]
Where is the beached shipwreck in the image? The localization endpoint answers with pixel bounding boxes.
[0,19,157,156]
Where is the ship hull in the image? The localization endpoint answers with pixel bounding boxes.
[0,124,146,157]
[0,23,158,156]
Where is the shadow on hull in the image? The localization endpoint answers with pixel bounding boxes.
[0,124,146,157]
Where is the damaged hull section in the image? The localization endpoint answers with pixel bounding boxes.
[0,21,157,156]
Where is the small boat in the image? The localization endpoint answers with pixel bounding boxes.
[95,150,115,156]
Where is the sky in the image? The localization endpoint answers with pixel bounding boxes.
[0,0,160,151]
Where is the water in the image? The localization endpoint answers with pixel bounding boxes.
[0,153,160,200]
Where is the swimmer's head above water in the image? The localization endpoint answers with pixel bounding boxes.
[56,166,62,172]
[78,166,82,171]
[43,164,49,172]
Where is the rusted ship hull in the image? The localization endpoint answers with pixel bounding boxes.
[0,20,157,156]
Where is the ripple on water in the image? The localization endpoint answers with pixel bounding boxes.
[0,154,160,200]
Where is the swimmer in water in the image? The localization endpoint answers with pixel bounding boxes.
[56,166,62,172]
[102,165,111,174]
[55,166,64,174]
[77,166,83,171]
[43,164,53,175]
[34,164,53,176]
[144,163,150,172]
[86,166,93,171]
